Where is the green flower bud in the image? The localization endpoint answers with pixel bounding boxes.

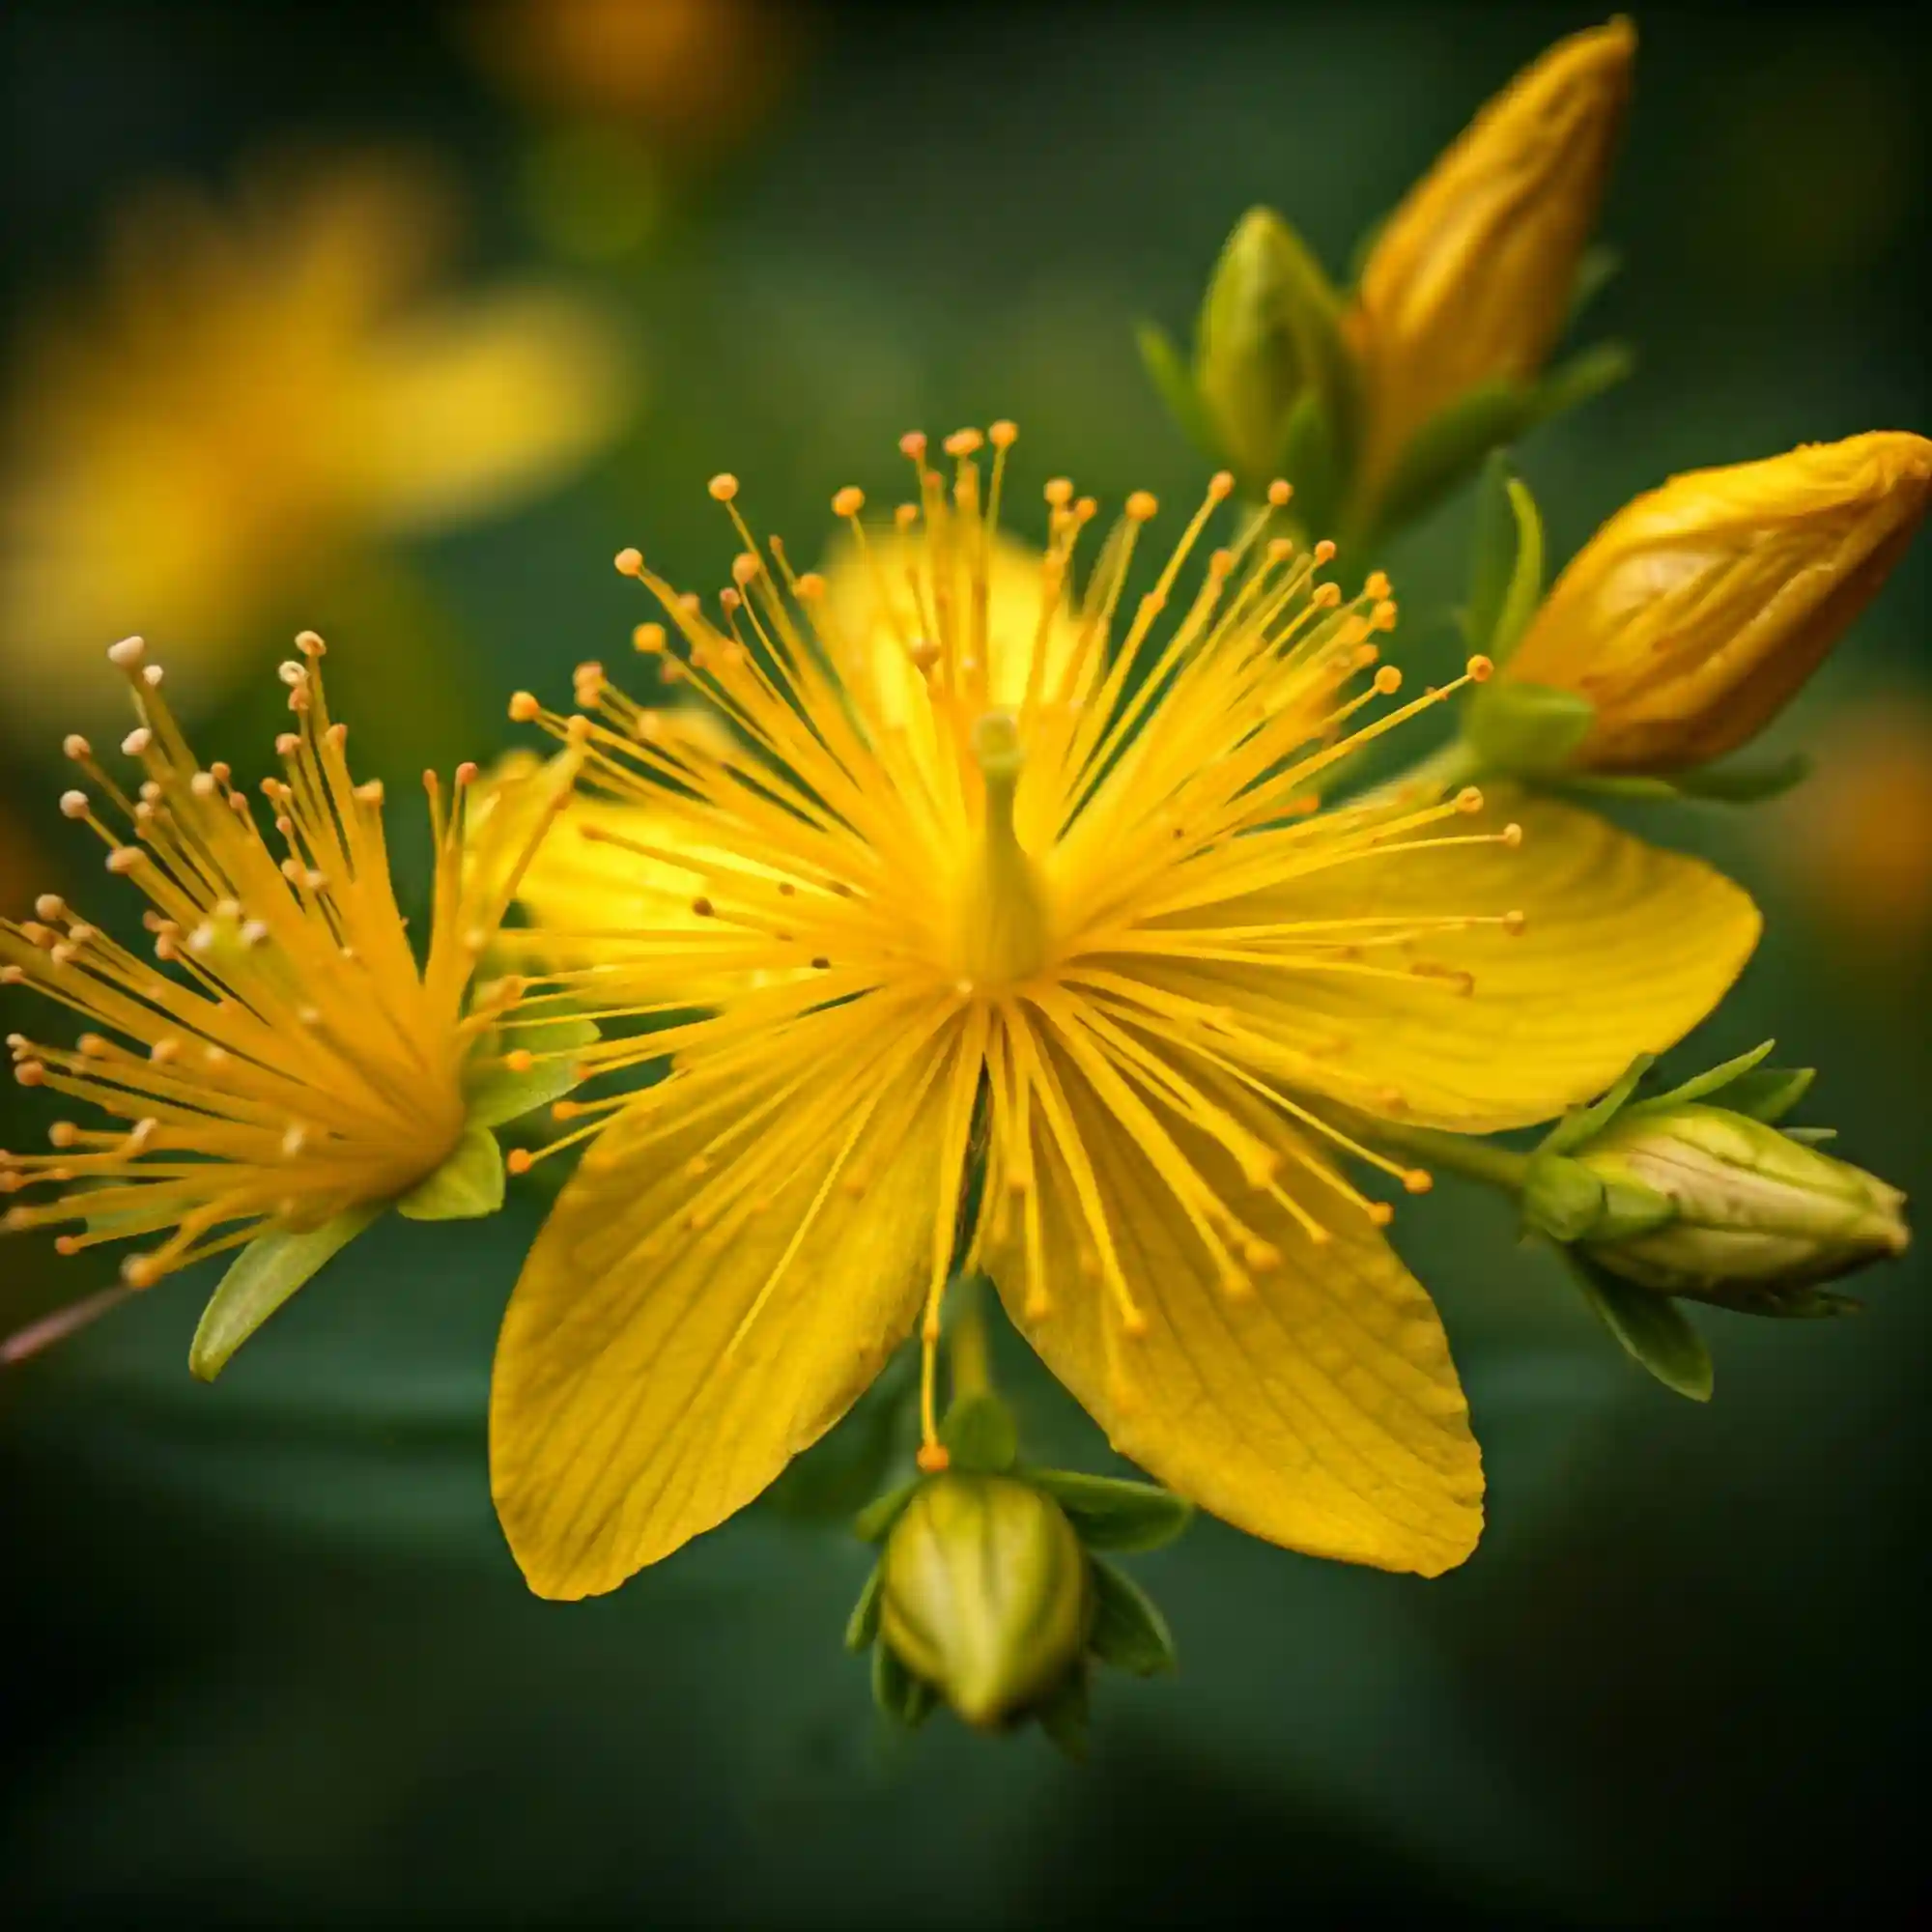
[878,1472,1091,1729]
[1194,209,1309,491]
[1531,1104,1908,1310]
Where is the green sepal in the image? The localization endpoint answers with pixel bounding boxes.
[1024,1468,1194,1552]
[1669,753,1812,804]
[1530,339,1634,423]
[1566,244,1622,326]
[1627,1040,1776,1116]
[1568,1254,1715,1402]
[1086,1556,1179,1677]
[1490,475,1546,663]
[1539,1054,1655,1154]
[1466,681,1596,780]
[1521,1152,1606,1242]
[394,1122,505,1221]
[845,1564,883,1654]
[464,1014,599,1128]
[1136,320,1215,458]
[941,1391,1019,1475]
[188,1204,384,1381]
[870,1640,936,1730]
[1372,379,1535,538]
[1463,451,1520,654]
[1782,1125,1838,1146]
[1278,388,1342,543]
[1592,1176,1678,1241]
[1036,1666,1092,1762]
[852,1478,921,1546]
[1555,773,1682,802]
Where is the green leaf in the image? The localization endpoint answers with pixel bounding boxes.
[1136,320,1214,458]
[1629,1040,1776,1117]
[1036,1666,1092,1761]
[941,1391,1018,1475]
[1556,773,1682,802]
[1531,340,1634,423]
[845,1565,883,1654]
[394,1122,505,1221]
[1782,1125,1839,1146]
[1372,379,1535,536]
[1569,1256,1714,1402]
[1087,1557,1179,1676]
[1539,1054,1656,1154]
[1670,753,1813,804]
[1465,681,1596,780]
[188,1205,384,1381]
[871,1641,935,1729]
[1698,1065,1814,1126]
[1024,1469,1194,1552]
[464,1014,599,1128]
[853,1479,921,1546]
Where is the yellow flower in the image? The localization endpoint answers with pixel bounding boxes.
[488,427,1759,1601]
[1,634,577,1370]
[1504,433,1932,772]
[0,156,632,741]
[1347,19,1634,498]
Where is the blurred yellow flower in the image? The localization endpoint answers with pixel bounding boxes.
[0,157,633,741]
[1,632,577,1370]
[1504,433,1932,772]
[485,428,1757,1602]
[1347,19,1634,498]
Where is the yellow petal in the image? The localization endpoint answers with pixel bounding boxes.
[491,1000,963,1599]
[1153,789,1760,1132]
[983,1051,1483,1576]
[348,288,634,532]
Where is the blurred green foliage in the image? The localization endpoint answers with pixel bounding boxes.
[2,1,1928,1921]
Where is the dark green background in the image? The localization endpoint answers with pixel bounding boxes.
[3,3,1928,1921]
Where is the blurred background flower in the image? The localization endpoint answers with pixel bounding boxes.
[1,2,1928,1925]
[0,154,635,743]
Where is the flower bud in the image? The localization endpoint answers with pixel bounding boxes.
[1348,19,1634,496]
[1536,1104,1908,1308]
[1505,434,1932,773]
[1193,208,1314,493]
[878,1473,1091,1729]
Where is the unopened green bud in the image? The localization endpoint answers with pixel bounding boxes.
[879,1473,1091,1729]
[1194,209,1308,491]
[1531,1104,1908,1310]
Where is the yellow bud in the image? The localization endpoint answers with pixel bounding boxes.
[1506,432,1932,771]
[879,1474,1091,1729]
[1348,19,1634,493]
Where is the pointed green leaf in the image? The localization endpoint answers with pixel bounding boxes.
[1570,1257,1714,1402]
[1557,773,1682,802]
[1372,379,1535,537]
[1531,340,1634,423]
[941,1391,1018,1474]
[1782,1125,1838,1146]
[1087,1557,1179,1676]
[1540,1054,1656,1154]
[1628,1041,1776,1117]
[1466,681,1596,780]
[853,1479,921,1546]
[1697,1065,1814,1126]
[394,1122,505,1221]
[871,1641,935,1729]
[465,1015,599,1128]
[845,1565,883,1654]
[1024,1469,1194,1552]
[1036,1666,1092,1761]
[1671,753,1813,804]
[1136,320,1214,458]
[189,1204,384,1381]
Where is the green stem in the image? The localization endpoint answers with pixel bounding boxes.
[1356,1116,1531,1194]
[949,1280,995,1404]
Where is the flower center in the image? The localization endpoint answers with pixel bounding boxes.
[958,710,1053,991]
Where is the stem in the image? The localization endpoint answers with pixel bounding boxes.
[1354,1115,1532,1194]
[948,1278,995,1404]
